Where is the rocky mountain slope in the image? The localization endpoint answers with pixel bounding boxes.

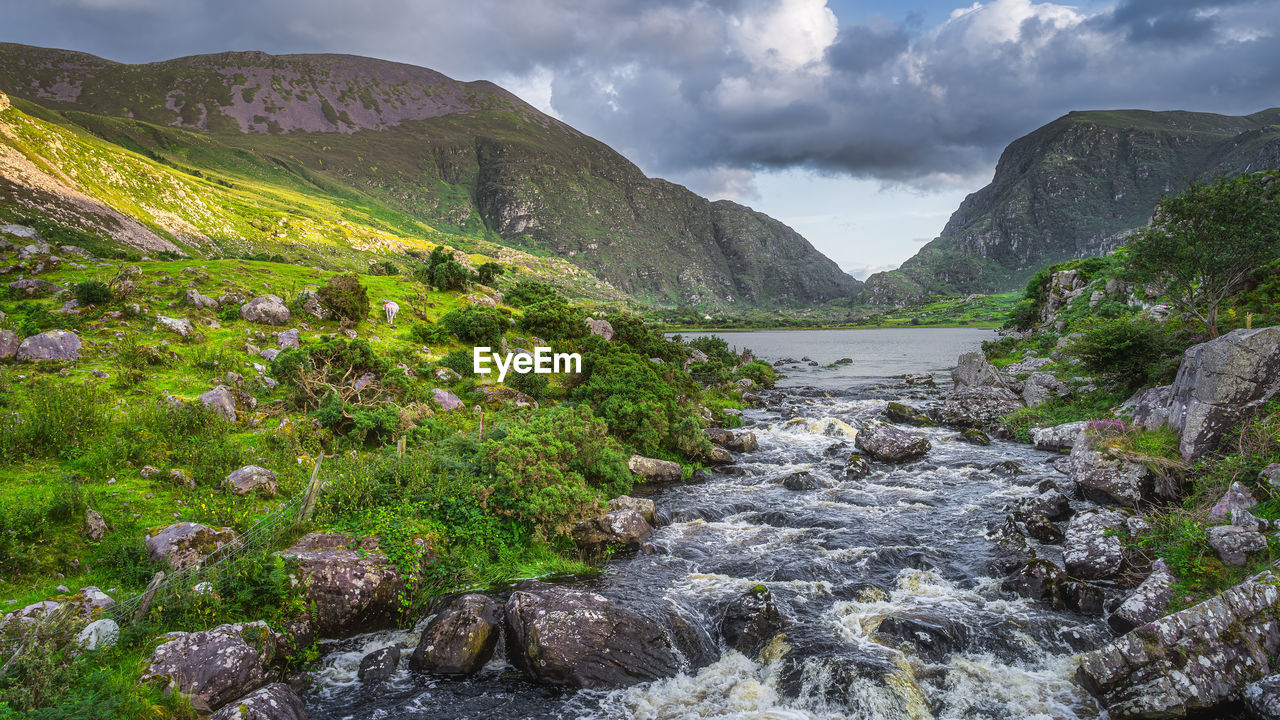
[863,108,1280,305]
[0,43,858,308]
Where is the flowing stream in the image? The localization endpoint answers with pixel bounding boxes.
[305,329,1108,720]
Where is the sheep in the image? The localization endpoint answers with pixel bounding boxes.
[383,300,399,326]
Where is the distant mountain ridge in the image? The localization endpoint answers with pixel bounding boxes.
[862,107,1280,305]
[0,43,859,308]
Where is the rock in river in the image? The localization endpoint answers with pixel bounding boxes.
[410,593,501,676]
[1063,509,1126,581]
[854,423,930,463]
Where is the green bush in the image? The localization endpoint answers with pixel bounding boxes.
[439,348,475,377]
[737,360,777,389]
[518,298,585,341]
[368,260,400,276]
[504,279,559,308]
[508,367,549,399]
[409,322,450,346]
[1070,318,1179,390]
[316,273,370,323]
[438,306,507,347]
[477,262,505,285]
[71,280,111,306]
[574,349,709,458]
[414,247,475,291]
[481,405,631,534]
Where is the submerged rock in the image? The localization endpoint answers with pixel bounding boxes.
[504,582,685,689]
[884,401,934,426]
[843,455,871,479]
[357,646,400,683]
[855,424,931,463]
[1076,571,1280,718]
[777,470,819,490]
[410,593,501,676]
[720,584,784,658]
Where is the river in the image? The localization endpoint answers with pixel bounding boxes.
[305,328,1107,720]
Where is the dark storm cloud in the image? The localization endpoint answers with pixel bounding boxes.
[4,0,1280,193]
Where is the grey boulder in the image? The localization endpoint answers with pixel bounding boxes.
[17,330,81,361]
[608,496,657,525]
[1033,421,1088,452]
[1245,675,1280,720]
[239,295,291,326]
[280,533,409,637]
[141,622,281,714]
[210,683,308,720]
[628,455,682,484]
[145,522,238,571]
[156,315,194,337]
[572,510,652,554]
[0,329,19,358]
[951,352,1003,389]
[854,424,931,463]
[1206,525,1267,567]
[409,593,501,676]
[1065,434,1154,507]
[200,385,238,421]
[1063,509,1126,581]
[1107,559,1175,634]
[358,646,400,683]
[227,465,278,497]
[938,386,1023,428]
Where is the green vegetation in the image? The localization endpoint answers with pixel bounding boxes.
[316,273,371,323]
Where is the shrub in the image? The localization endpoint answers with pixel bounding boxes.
[518,298,585,341]
[71,280,111,306]
[439,348,475,377]
[689,335,739,366]
[477,262,505,285]
[1069,318,1179,390]
[508,367,549,399]
[317,273,370,323]
[737,360,777,389]
[504,279,560,308]
[368,260,400,276]
[438,306,507,347]
[409,322,450,346]
[481,405,631,534]
[574,349,709,458]
[413,247,475,291]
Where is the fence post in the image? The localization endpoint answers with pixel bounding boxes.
[134,571,166,623]
[298,454,325,526]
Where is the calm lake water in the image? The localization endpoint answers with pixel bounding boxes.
[674,327,997,388]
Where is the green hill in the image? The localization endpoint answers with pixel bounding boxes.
[0,43,859,309]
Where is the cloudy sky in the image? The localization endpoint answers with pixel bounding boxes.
[3,0,1279,277]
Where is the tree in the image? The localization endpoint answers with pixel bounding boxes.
[1124,172,1280,337]
[317,273,370,323]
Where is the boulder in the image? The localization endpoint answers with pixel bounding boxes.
[1033,421,1088,452]
[1107,559,1174,634]
[141,622,281,713]
[145,522,238,571]
[0,329,19,358]
[479,386,538,409]
[1065,434,1153,507]
[85,508,107,541]
[608,496,656,525]
[279,533,409,637]
[184,289,217,309]
[706,446,734,465]
[938,386,1023,428]
[584,318,614,340]
[16,330,81,362]
[1208,482,1258,522]
[210,683,308,720]
[884,401,934,426]
[958,428,991,445]
[77,618,120,651]
[705,429,758,453]
[1206,525,1267,567]
[1002,558,1068,604]
[298,290,327,320]
[504,582,683,689]
[226,465,278,497]
[572,510,652,553]
[239,295,291,326]
[1063,509,1126,581]
[779,470,819,490]
[260,348,279,362]
[720,584,784,658]
[1264,464,1280,492]
[156,315,194,337]
[1120,385,1174,432]
[628,455,682,484]
[276,328,300,349]
[854,424,930,463]
[1024,515,1064,544]
[1245,675,1280,720]
[434,367,461,383]
[951,351,1003,389]
[357,646,400,683]
[1023,372,1070,407]
[200,385,238,421]
[1013,484,1075,517]
[1076,571,1280,718]
[8,278,63,297]
[432,388,463,411]
[1166,327,1280,461]
[409,593,501,676]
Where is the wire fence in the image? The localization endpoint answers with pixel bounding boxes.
[105,455,326,626]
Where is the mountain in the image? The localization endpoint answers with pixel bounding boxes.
[0,43,859,308]
[862,108,1280,305]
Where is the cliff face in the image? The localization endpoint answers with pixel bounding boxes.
[0,43,859,308]
[864,108,1280,305]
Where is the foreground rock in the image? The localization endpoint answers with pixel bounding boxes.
[952,352,1003,389]
[280,533,409,637]
[240,295,291,325]
[16,330,81,361]
[504,582,684,689]
[855,424,930,463]
[629,455,682,484]
[210,683,308,720]
[572,510,652,554]
[938,386,1023,428]
[608,496,657,525]
[884,402,934,426]
[1076,571,1280,718]
[145,522,238,571]
[1063,509,1126,581]
[358,646,400,683]
[410,593,501,676]
[1246,676,1280,720]
[1165,327,1280,461]
[432,388,463,411]
[1107,559,1175,634]
[0,329,20,358]
[141,622,281,713]
[1064,434,1155,507]
[200,385,239,422]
